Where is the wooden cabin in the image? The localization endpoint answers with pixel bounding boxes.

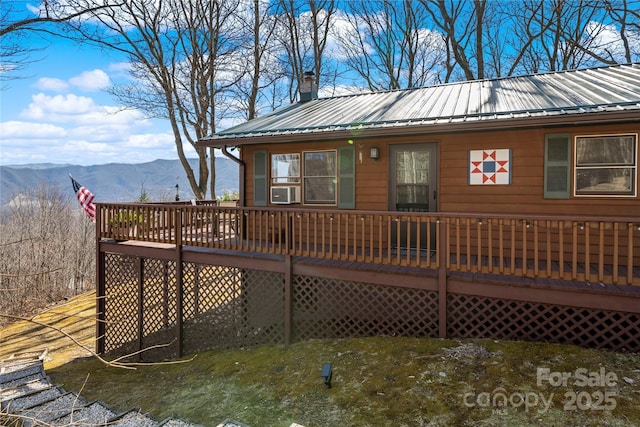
[96,64,640,360]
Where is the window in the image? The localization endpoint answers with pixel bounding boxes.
[271,153,300,184]
[574,134,637,197]
[303,150,337,204]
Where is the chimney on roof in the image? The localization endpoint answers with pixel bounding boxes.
[299,70,317,102]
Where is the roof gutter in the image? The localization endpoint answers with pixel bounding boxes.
[221,145,245,208]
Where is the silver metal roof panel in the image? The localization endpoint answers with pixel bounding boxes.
[202,64,640,143]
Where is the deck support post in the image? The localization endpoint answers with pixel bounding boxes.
[175,209,184,357]
[96,247,106,355]
[284,255,293,345]
[438,220,448,338]
[136,257,145,359]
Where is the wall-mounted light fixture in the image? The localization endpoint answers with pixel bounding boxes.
[370,147,380,161]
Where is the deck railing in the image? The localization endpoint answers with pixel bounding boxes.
[97,203,640,286]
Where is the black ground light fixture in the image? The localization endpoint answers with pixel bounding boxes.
[321,362,332,388]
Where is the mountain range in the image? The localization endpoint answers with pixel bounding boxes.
[0,158,239,207]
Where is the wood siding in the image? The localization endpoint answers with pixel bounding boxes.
[241,123,639,217]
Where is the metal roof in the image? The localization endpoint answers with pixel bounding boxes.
[201,64,640,145]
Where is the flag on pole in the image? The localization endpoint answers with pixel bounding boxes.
[70,174,96,222]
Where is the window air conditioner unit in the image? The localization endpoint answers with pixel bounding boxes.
[270,186,300,204]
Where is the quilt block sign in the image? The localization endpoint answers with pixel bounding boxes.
[469,149,511,185]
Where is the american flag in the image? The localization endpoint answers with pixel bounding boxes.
[70,175,96,222]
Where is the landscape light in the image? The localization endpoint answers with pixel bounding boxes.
[321,362,332,388]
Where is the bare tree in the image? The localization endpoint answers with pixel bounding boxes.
[274,0,337,102]
[420,0,489,81]
[592,0,640,64]
[63,0,246,200]
[0,0,113,87]
[223,0,283,122]
[508,0,604,73]
[0,185,94,328]
[335,0,445,91]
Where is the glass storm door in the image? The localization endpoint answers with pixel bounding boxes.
[389,143,438,248]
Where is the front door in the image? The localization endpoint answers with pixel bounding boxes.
[389,143,438,248]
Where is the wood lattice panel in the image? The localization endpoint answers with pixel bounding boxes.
[447,294,640,352]
[101,250,639,359]
[238,269,286,347]
[292,275,439,341]
[142,259,177,335]
[140,259,178,360]
[182,264,248,353]
[104,254,139,354]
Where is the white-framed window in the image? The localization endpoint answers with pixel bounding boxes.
[271,153,300,184]
[303,150,337,204]
[574,134,637,197]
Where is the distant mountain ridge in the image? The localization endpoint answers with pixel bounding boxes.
[0,158,239,207]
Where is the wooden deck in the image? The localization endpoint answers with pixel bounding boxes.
[96,203,640,287]
[95,204,640,358]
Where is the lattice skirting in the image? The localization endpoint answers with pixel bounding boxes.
[447,294,639,352]
[101,253,639,360]
[292,275,439,341]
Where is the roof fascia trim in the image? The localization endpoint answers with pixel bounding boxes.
[198,110,640,148]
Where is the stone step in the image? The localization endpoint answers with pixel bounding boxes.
[0,384,64,413]
[0,371,47,390]
[20,391,87,427]
[158,417,209,426]
[51,400,118,426]
[1,349,48,363]
[0,377,52,405]
[0,358,45,385]
[109,409,158,427]
[215,418,252,427]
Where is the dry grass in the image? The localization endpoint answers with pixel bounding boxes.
[2,293,640,427]
[0,292,96,369]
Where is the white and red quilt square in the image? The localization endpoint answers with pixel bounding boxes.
[469,149,511,185]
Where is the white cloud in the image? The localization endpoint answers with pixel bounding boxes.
[0,121,67,138]
[108,62,133,79]
[31,70,111,94]
[20,93,96,121]
[0,90,177,166]
[34,77,69,92]
[585,21,640,62]
[19,93,148,127]
[69,69,111,91]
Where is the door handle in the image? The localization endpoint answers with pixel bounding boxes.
[433,190,437,200]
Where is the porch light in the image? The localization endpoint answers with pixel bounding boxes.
[321,362,333,388]
[369,147,380,161]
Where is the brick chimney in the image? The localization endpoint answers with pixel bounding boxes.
[299,70,318,102]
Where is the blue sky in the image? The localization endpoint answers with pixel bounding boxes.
[1,4,192,167]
